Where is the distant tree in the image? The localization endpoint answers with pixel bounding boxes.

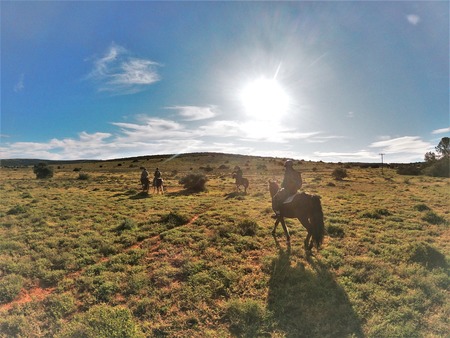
[435,137,449,158]
[33,162,54,179]
[424,151,437,163]
[421,137,450,178]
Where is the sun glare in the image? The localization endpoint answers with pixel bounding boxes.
[240,77,290,122]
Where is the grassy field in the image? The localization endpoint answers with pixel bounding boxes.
[0,153,448,337]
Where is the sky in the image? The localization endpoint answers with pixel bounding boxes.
[1,1,449,163]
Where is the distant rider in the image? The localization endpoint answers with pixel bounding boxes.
[153,167,161,186]
[272,160,302,218]
[233,166,243,182]
[140,167,150,191]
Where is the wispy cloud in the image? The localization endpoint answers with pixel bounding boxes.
[369,136,433,155]
[167,105,218,121]
[406,14,421,26]
[432,127,450,134]
[86,43,161,95]
[14,74,24,92]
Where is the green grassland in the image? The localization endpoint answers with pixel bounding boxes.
[0,153,448,337]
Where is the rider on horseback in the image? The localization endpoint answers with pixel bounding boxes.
[153,167,161,187]
[140,167,150,192]
[272,160,302,218]
[233,166,243,182]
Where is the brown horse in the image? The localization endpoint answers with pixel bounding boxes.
[269,180,325,251]
[153,178,164,194]
[232,173,249,193]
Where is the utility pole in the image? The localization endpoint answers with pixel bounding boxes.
[379,153,385,175]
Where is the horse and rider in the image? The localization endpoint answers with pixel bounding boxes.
[140,167,164,194]
[269,160,324,251]
[232,166,249,193]
[153,167,164,194]
[140,167,150,193]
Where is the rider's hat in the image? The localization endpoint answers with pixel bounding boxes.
[284,160,294,168]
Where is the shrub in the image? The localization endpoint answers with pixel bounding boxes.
[160,211,190,228]
[45,293,77,319]
[414,204,431,212]
[179,173,207,192]
[113,219,137,233]
[407,243,447,269]
[0,274,24,304]
[332,168,347,180]
[59,304,144,338]
[7,205,27,215]
[225,299,269,337]
[422,157,450,178]
[397,165,421,176]
[327,224,345,238]
[33,162,53,179]
[361,208,391,219]
[78,173,90,180]
[422,211,446,225]
[238,219,258,236]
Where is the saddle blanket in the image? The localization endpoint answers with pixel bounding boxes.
[283,193,298,204]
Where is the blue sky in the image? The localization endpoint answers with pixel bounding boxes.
[1,1,448,163]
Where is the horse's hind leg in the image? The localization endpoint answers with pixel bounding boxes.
[304,233,314,252]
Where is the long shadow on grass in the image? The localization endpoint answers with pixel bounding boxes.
[267,245,364,337]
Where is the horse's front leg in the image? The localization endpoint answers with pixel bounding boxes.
[279,217,291,243]
[271,219,280,236]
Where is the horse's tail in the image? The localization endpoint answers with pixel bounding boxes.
[311,195,325,248]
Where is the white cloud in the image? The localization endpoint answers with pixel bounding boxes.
[406,14,421,26]
[86,43,161,95]
[167,105,218,121]
[369,136,433,155]
[314,150,379,162]
[432,127,450,134]
[14,74,24,92]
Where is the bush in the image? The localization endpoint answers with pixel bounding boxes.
[397,165,421,176]
[407,243,447,269]
[78,173,90,180]
[422,157,450,178]
[59,304,144,338]
[45,293,77,319]
[7,205,27,215]
[113,219,137,233]
[327,224,345,238]
[332,168,347,180]
[179,173,207,192]
[33,162,53,179]
[225,299,269,337]
[238,219,258,236]
[160,212,190,228]
[422,211,446,225]
[0,274,24,304]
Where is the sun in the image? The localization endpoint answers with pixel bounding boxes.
[240,77,290,122]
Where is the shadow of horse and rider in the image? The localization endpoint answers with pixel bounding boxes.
[267,243,364,337]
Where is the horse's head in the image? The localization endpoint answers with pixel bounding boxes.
[268,180,279,198]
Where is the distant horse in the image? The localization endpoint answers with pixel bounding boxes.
[153,178,164,194]
[232,173,249,193]
[141,177,150,193]
[269,180,325,251]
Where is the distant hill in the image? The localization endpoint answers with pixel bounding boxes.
[0,158,99,167]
